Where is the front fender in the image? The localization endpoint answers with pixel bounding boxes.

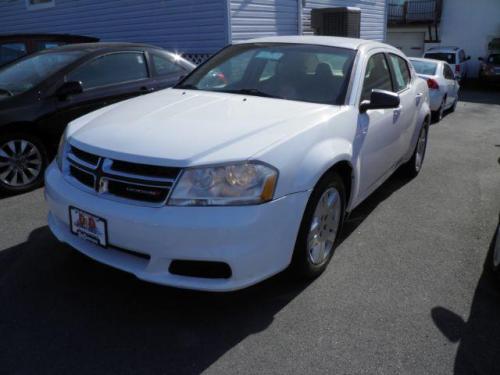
[271,137,354,203]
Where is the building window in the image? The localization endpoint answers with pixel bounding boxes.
[26,0,55,11]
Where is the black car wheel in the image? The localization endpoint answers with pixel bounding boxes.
[0,133,47,194]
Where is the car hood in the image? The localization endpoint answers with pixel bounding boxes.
[69,88,335,166]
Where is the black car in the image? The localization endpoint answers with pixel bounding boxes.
[0,42,195,194]
[0,33,99,68]
[479,53,500,85]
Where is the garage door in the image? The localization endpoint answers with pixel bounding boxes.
[386,32,425,57]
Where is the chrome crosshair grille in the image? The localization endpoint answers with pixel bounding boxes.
[66,146,182,205]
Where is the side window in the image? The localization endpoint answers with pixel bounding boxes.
[0,42,28,65]
[443,64,454,80]
[36,41,65,51]
[388,54,411,92]
[68,52,148,90]
[151,54,184,77]
[361,53,393,102]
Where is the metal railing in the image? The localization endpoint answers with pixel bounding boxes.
[388,0,442,24]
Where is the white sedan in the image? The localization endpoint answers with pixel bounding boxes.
[409,57,459,122]
[45,36,430,291]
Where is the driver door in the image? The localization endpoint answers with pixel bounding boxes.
[356,52,401,197]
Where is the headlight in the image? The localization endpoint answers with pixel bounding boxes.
[56,129,69,171]
[168,162,278,206]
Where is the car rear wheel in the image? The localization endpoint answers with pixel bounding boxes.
[401,123,429,178]
[433,98,445,122]
[291,172,345,279]
[450,97,458,113]
[0,134,47,195]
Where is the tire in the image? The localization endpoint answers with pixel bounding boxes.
[450,97,458,113]
[400,123,429,179]
[0,133,48,195]
[291,172,346,279]
[432,98,445,122]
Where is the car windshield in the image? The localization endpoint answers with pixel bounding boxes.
[488,54,500,65]
[424,52,456,64]
[410,60,437,75]
[0,51,84,98]
[176,43,356,105]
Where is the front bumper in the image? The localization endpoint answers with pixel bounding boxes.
[45,162,310,291]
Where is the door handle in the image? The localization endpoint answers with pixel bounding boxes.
[393,106,402,123]
[415,92,423,106]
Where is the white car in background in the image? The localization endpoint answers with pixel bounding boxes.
[45,36,430,291]
[410,57,459,122]
[423,46,470,83]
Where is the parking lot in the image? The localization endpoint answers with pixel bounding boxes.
[0,86,499,374]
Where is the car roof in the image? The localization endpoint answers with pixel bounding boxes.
[409,57,442,64]
[235,35,389,51]
[425,46,461,53]
[38,42,163,54]
[0,33,98,42]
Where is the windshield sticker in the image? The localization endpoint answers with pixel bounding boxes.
[255,51,283,60]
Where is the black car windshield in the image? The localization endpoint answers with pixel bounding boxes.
[410,60,437,75]
[0,51,84,97]
[424,52,456,64]
[176,43,357,105]
[488,54,500,65]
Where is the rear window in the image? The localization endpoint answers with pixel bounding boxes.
[410,60,437,75]
[0,43,28,66]
[424,52,456,64]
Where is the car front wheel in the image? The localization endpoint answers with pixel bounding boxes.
[0,134,47,195]
[291,172,346,279]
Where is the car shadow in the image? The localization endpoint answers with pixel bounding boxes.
[0,171,412,373]
[459,81,500,105]
[0,226,312,374]
[339,171,410,244]
[431,220,500,374]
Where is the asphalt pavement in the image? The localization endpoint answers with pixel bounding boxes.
[0,87,499,375]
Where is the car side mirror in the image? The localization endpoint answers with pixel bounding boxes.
[55,81,83,99]
[359,89,400,113]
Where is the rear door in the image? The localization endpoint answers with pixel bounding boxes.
[357,52,402,195]
[51,51,154,128]
[387,53,420,158]
[443,63,458,106]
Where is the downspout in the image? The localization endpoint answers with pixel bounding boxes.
[226,0,232,44]
[297,0,303,35]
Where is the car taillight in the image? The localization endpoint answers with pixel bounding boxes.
[427,78,439,90]
[455,64,461,73]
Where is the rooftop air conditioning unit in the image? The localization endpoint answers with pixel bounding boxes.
[311,7,361,38]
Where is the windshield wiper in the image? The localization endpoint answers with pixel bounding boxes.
[219,88,281,99]
[175,83,199,90]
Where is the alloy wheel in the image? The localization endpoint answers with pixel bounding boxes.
[307,187,342,265]
[415,127,428,172]
[0,139,43,188]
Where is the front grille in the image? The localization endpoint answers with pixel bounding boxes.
[111,160,179,179]
[70,165,94,188]
[66,145,181,205]
[71,146,99,166]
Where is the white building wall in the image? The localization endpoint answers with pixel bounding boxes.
[427,0,500,77]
